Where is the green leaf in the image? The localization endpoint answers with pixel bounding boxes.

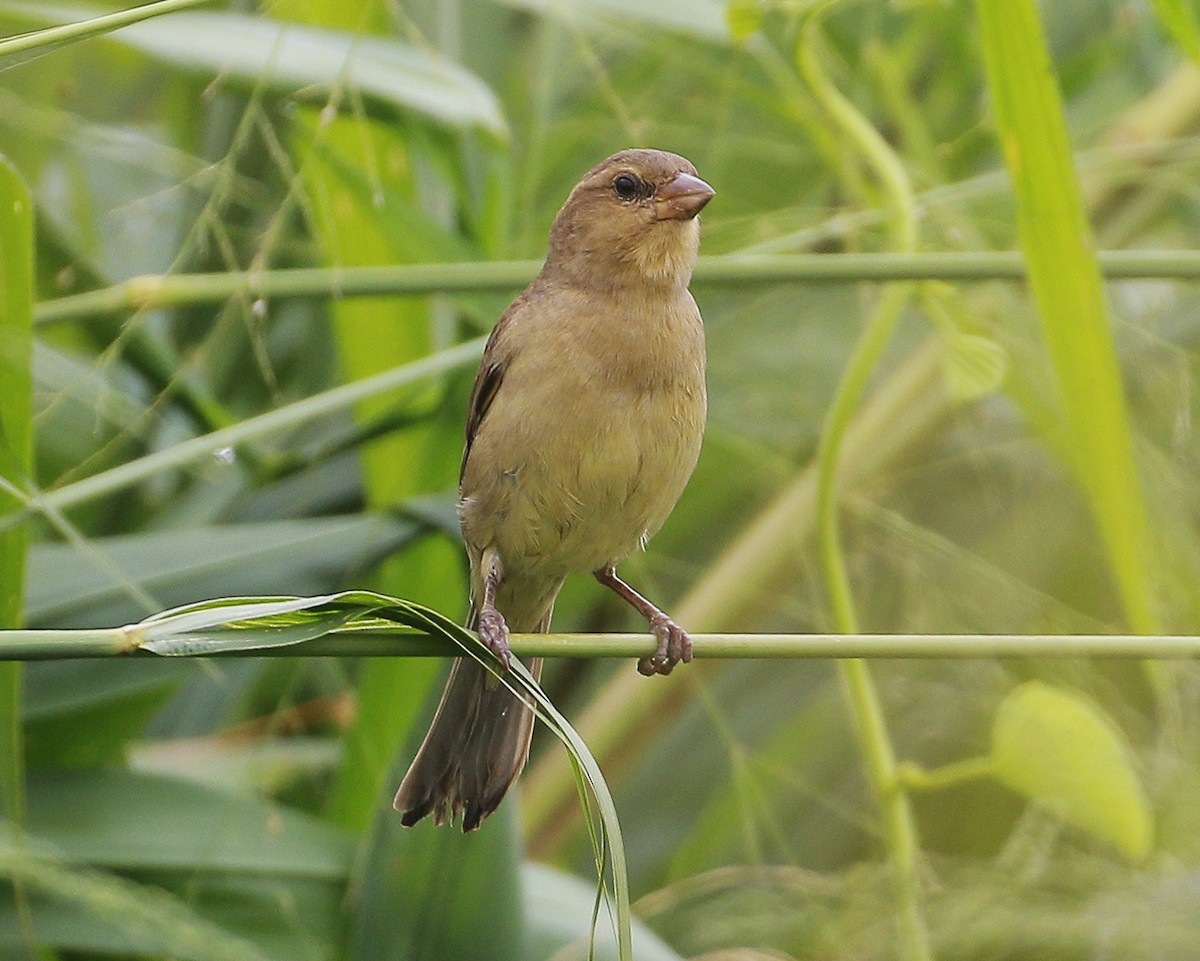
[1149,0,1200,63]
[990,681,1153,861]
[976,0,1160,633]
[0,0,209,69]
[941,332,1009,401]
[1,3,507,133]
[24,660,189,767]
[725,0,762,44]
[349,798,525,961]
[0,835,276,961]
[524,862,684,961]
[26,767,353,876]
[0,155,32,824]
[494,0,731,42]
[8,768,352,959]
[26,514,419,628]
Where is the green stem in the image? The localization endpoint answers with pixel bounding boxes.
[0,337,484,529]
[33,251,1200,326]
[799,5,930,959]
[899,757,995,792]
[2,629,1200,660]
[0,0,211,63]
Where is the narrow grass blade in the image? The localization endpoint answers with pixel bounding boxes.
[976,0,1160,633]
[0,156,32,824]
[0,0,210,69]
[1149,0,1200,63]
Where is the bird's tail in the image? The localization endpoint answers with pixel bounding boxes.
[393,605,549,831]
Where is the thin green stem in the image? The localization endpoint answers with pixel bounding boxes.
[0,337,484,529]
[0,0,211,63]
[32,251,1200,326]
[899,757,995,792]
[799,4,930,959]
[2,630,1200,660]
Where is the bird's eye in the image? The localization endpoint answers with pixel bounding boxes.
[612,174,641,201]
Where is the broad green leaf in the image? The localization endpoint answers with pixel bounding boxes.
[0,3,506,133]
[0,834,275,961]
[26,767,353,876]
[0,156,32,824]
[0,875,337,961]
[990,681,1152,861]
[495,0,730,43]
[26,514,419,628]
[977,0,1160,633]
[23,660,189,767]
[349,794,524,961]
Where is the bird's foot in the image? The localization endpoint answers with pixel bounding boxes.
[476,606,512,671]
[637,612,693,677]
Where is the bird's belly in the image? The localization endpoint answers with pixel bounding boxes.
[462,386,703,578]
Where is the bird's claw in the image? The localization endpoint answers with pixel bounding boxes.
[637,613,692,677]
[477,607,512,671]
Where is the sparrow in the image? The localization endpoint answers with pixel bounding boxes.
[394,148,713,830]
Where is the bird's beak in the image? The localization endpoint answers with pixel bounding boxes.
[655,172,715,221]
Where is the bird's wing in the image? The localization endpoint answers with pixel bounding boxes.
[460,291,530,483]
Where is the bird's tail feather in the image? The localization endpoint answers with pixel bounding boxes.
[393,605,549,831]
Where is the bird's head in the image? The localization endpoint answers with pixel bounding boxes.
[544,149,714,290]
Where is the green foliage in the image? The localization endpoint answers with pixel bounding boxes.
[3,0,1200,958]
[990,681,1152,862]
[0,157,31,834]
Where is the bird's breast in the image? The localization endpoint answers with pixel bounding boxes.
[459,296,706,577]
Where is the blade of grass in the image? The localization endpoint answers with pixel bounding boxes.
[0,152,33,958]
[0,0,211,69]
[0,156,31,825]
[976,0,1161,635]
[1149,0,1200,63]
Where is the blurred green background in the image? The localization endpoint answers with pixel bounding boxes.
[3,0,1200,958]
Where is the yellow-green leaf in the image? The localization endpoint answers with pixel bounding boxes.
[991,681,1153,861]
[1150,0,1200,63]
[0,156,32,823]
[976,0,1160,634]
[726,0,762,43]
[941,332,1009,401]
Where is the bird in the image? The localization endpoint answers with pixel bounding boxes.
[393,148,713,831]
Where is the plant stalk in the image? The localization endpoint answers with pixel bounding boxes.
[799,3,930,957]
[1,630,1198,660]
[32,251,1200,326]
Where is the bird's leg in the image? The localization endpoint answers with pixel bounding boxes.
[593,567,692,676]
[476,547,512,670]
